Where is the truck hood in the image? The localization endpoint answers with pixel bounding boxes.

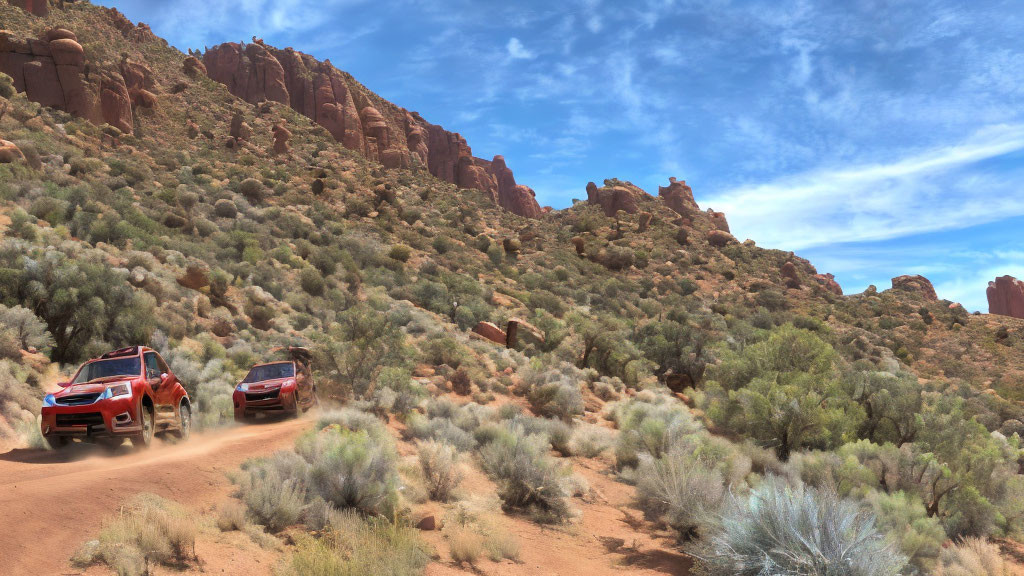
[55,380,129,397]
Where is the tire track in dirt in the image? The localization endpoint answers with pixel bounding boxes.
[0,417,310,575]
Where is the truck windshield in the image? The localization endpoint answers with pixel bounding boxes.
[243,363,294,383]
[72,357,142,384]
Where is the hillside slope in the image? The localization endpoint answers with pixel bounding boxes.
[2,2,1024,575]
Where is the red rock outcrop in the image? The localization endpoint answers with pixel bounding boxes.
[0,139,25,163]
[272,121,291,155]
[988,275,1024,319]
[814,273,843,296]
[708,210,730,232]
[182,55,206,78]
[891,275,938,301]
[659,177,698,215]
[781,261,800,288]
[586,180,650,217]
[0,28,137,134]
[102,7,157,43]
[202,41,542,218]
[7,0,48,17]
[471,321,506,345]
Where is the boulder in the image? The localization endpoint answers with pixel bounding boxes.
[45,29,78,43]
[891,275,938,301]
[637,212,653,233]
[707,229,735,247]
[22,59,63,109]
[0,139,25,163]
[415,515,436,531]
[506,317,544,350]
[586,180,650,217]
[48,39,85,67]
[658,177,699,215]
[471,321,506,345]
[781,261,800,289]
[987,275,1024,319]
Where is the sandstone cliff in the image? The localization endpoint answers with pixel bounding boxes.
[202,41,542,218]
[988,275,1024,319]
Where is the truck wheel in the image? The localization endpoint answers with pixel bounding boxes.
[131,405,154,448]
[44,435,68,450]
[172,402,191,441]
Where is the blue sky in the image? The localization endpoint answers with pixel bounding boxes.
[96,0,1024,311]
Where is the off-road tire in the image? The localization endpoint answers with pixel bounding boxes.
[131,405,154,448]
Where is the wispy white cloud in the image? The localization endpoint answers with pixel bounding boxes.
[706,124,1024,250]
[506,37,536,60]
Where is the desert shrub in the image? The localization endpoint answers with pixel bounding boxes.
[237,178,264,202]
[280,512,428,576]
[239,458,306,531]
[216,501,248,532]
[314,304,407,399]
[485,530,521,562]
[612,394,702,469]
[375,367,423,414]
[712,478,907,576]
[545,418,573,455]
[72,493,196,576]
[300,267,326,296]
[479,427,573,522]
[418,440,463,501]
[447,527,484,566]
[636,448,725,540]
[569,424,614,457]
[405,412,477,452]
[298,427,400,517]
[935,538,1007,576]
[213,198,237,218]
[528,377,583,421]
[388,244,412,262]
[867,490,945,574]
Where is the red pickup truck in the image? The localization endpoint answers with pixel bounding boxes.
[233,347,316,422]
[40,346,191,449]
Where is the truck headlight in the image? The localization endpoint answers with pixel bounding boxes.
[43,394,56,407]
[236,383,249,392]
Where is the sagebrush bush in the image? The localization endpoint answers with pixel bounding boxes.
[216,501,248,532]
[240,462,306,531]
[299,427,400,517]
[612,394,702,469]
[73,493,196,576]
[569,424,614,458]
[418,440,463,501]
[447,527,485,566]
[712,478,907,576]
[479,426,574,522]
[935,538,1007,576]
[635,449,725,540]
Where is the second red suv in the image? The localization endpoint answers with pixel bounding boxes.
[233,347,316,421]
[40,346,191,449]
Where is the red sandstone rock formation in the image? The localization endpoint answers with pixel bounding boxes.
[272,121,291,155]
[183,55,206,78]
[891,275,938,301]
[8,0,48,17]
[659,177,698,216]
[202,41,542,218]
[586,180,650,217]
[471,321,507,345]
[781,261,800,289]
[0,28,138,134]
[102,7,156,42]
[988,275,1024,319]
[708,210,730,232]
[814,273,843,296]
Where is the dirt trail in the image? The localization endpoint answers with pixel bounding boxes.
[0,417,309,575]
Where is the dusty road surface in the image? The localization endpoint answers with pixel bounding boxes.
[0,417,310,575]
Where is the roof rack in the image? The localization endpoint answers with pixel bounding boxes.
[100,346,140,359]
